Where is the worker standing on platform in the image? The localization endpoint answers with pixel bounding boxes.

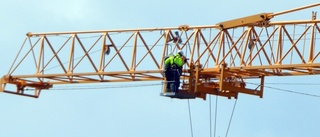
[172,50,187,93]
[164,53,174,92]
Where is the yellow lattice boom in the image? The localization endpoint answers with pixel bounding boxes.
[1,2,320,99]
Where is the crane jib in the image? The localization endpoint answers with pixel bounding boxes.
[1,2,320,99]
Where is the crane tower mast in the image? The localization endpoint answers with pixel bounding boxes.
[1,3,320,99]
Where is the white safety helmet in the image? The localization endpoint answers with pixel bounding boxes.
[177,50,184,56]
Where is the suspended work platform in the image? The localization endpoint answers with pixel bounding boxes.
[160,63,265,100]
[160,90,196,99]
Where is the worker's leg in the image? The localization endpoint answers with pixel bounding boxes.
[164,69,171,92]
[173,69,180,92]
[165,69,171,92]
[176,78,181,93]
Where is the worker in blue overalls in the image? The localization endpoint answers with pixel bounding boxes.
[164,50,187,92]
[172,50,187,92]
[164,53,175,92]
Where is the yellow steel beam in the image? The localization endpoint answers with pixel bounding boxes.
[217,13,273,29]
[272,2,320,17]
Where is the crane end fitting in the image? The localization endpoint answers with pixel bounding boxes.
[0,77,4,92]
[26,32,32,37]
[179,24,190,31]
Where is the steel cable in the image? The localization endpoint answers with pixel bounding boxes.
[248,82,320,98]
[214,94,218,137]
[209,96,212,137]
[188,99,194,137]
[225,99,238,137]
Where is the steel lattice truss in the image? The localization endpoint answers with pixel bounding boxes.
[1,3,320,98]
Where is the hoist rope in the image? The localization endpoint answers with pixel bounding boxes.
[247,82,320,98]
[209,96,212,137]
[264,82,320,85]
[214,94,218,137]
[48,82,320,99]
[225,99,238,137]
[50,83,162,91]
[188,99,194,137]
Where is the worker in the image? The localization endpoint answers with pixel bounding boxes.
[172,50,187,92]
[164,53,174,92]
[168,31,182,44]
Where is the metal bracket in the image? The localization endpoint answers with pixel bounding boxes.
[0,77,3,92]
[217,13,273,29]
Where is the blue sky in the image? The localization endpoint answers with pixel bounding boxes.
[1,1,320,137]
